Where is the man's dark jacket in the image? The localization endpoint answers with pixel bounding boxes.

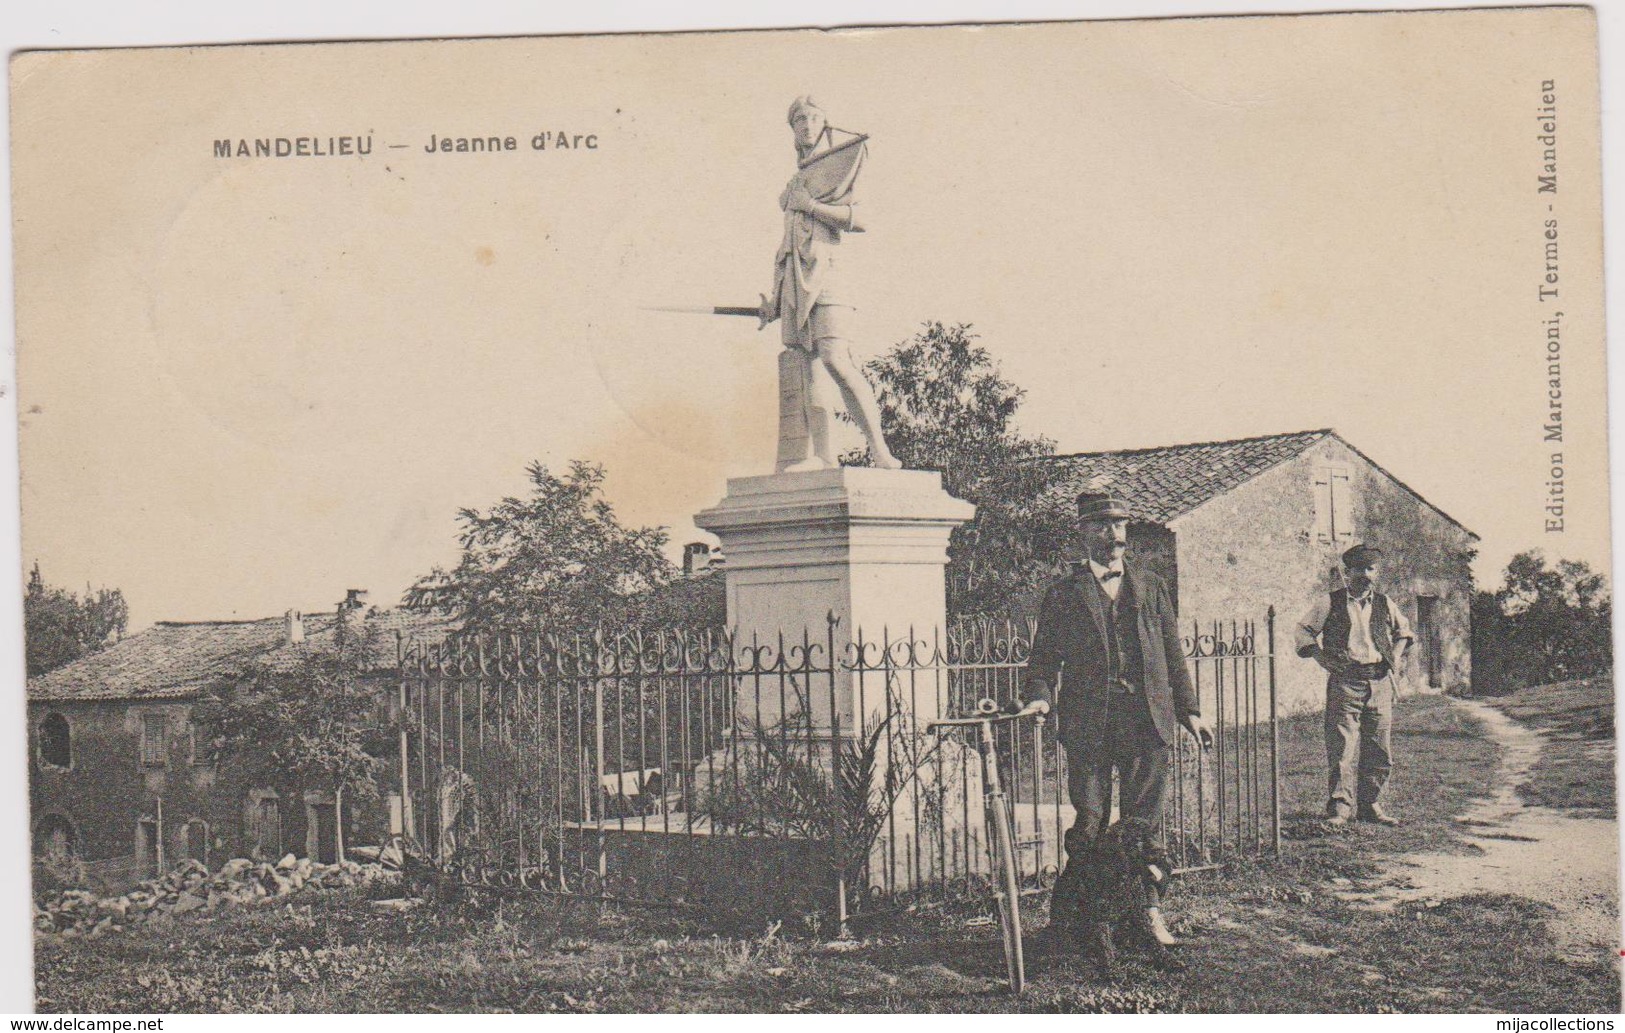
[1023,560,1198,750]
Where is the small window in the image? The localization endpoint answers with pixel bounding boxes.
[187,722,211,766]
[140,713,167,767]
[1313,465,1354,545]
[33,814,77,862]
[38,713,71,769]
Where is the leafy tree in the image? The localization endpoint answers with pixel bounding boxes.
[845,322,1071,616]
[23,563,129,676]
[604,568,726,630]
[404,460,679,634]
[191,624,390,862]
[1472,550,1612,693]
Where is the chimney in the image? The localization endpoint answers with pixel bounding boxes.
[333,589,369,654]
[284,609,304,645]
[682,542,712,575]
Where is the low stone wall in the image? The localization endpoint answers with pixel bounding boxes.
[35,854,396,938]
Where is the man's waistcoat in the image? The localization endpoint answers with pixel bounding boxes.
[1322,588,1396,666]
[1104,574,1146,689]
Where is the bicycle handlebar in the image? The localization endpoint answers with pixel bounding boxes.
[926,699,1049,731]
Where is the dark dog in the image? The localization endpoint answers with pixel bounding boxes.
[1071,818,1181,979]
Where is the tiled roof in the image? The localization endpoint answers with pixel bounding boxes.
[27,609,456,704]
[1042,429,1333,525]
[1041,428,1475,538]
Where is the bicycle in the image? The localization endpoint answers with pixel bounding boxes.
[927,697,1050,994]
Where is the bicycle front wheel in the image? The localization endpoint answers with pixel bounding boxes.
[987,792,1025,993]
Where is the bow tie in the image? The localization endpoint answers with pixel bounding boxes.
[1099,569,1123,582]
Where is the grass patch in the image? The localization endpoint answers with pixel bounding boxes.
[35,694,1619,1013]
[1481,677,1616,818]
[1274,687,1508,861]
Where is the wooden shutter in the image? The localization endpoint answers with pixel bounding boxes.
[253,797,282,858]
[141,714,166,766]
[263,800,282,857]
[1313,469,1334,543]
[1329,467,1354,544]
[1314,465,1353,544]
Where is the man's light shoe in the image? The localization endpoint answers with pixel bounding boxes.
[1146,906,1183,948]
[1358,805,1400,826]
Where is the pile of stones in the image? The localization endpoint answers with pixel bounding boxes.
[35,855,397,938]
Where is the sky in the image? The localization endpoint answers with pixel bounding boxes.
[9,8,1610,635]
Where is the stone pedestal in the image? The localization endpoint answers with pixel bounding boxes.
[694,467,974,734]
[693,467,978,916]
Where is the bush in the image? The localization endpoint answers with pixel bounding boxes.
[1472,551,1611,694]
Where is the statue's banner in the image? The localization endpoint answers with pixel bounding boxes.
[797,131,868,199]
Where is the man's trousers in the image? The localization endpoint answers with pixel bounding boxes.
[1050,694,1169,922]
[1324,665,1394,815]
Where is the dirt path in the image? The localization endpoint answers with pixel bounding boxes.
[1331,697,1619,962]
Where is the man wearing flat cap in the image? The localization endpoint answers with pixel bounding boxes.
[1024,491,1213,949]
[1295,543,1414,826]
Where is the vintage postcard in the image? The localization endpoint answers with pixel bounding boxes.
[8,6,1616,1015]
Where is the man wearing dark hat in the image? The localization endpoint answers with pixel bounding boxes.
[1295,543,1414,826]
[1024,491,1213,949]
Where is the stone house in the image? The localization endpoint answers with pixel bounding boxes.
[1038,429,1477,715]
[26,606,449,886]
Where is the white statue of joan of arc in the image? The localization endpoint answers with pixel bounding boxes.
[758,96,902,472]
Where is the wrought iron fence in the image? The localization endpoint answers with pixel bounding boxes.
[395,609,1279,920]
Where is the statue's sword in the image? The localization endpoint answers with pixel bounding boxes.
[643,304,760,318]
